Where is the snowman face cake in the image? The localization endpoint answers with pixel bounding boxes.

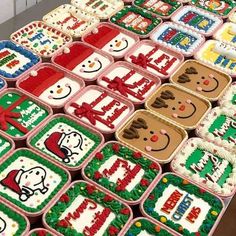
[83,24,137,58]
[53,43,113,82]
[18,64,84,108]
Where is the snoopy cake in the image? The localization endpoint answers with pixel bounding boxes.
[196,107,236,152]
[0,89,51,140]
[97,61,161,105]
[141,173,224,236]
[0,202,29,235]
[43,4,99,39]
[83,141,161,204]
[0,133,14,160]
[146,84,211,130]
[219,82,236,108]
[195,40,236,76]
[125,40,184,80]
[191,0,235,18]
[17,63,84,109]
[0,78,6,91]
[0,41,40,81]
[28,114,104,171]
[171,5,222,36]
[65,85,134,134]
[133,0,182,18]
[10,21,72,59]
[110,5,162,38]
[214,22,236,47]
[150,22,205,57]
[29,228,55,236]
[170,60,231,101]
[71,0,124,20]
[43,181,132,236]
[0,149,70,217]
[83,23,139,58]
[116,110,187,164]
[171,138,236,198]
[52,42,113,82]
[123,217,174,236]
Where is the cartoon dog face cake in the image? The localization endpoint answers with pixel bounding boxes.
[116,110,187,164]
[170,60,231,101]
[146,84,211,129]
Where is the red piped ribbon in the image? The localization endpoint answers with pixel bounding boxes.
[130,53,152,69]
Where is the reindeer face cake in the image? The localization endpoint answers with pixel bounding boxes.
[146,84,211,129]
[116,110,187,163]
[170,60,231,101]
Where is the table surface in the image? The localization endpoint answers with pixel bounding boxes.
[0,0,235,235]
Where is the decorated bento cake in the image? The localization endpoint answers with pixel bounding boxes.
[10,21,72,58]
[116,110,187,164]
[43,4,99,38]
[0,134,14,160]
[83,141,161,204]
[150,22,205,57]
[141,173,224,236]
[17,63,84,108]
[172,138,236,197]
[214,22,236,47]
[0,89,51,140]
[0,202,29,235]
[43,181,132,235]
[171,5,222,36]
[196,107,236,152]
[145,84,211,130]
[53,42,113,82]
[110,5,162,37]
[125,40,184,80]
[97,61,161,104]
[170,60,231,101]
[28,114,104,171]
[65,85,134,134]
[71,0,124,20]
[0,41,40,81]
[0,149,70,216]
[219,82,236,109]
[83,23,138,58]
[195,40,236,76]
[133,0,182,18]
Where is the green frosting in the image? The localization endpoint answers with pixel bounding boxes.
[84,143,160,202]
[125,218,172,236]
[185,148,232,187]
[0,149,69,213]
[30,232,52,236]
[110,6,161,36]
[0,135,12,158]
[0,92,48,137]
[143,174,223,236]
[0,203,28,235]
[30,116,102,167]
[45,182,131,236]
[191,0,236,16]
[231,94,236,106]
[134,0,181,17]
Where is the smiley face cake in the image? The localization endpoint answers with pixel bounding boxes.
[116,110,187,164]
[170,60,231,101]
[146,84,211,130]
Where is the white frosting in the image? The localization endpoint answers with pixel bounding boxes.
[154,184,211,233]
[219,82,236,108]
[98,155,144,192]
[72,52,111,79]
[99,66,156,102]
[0,48,30,75]
[0,156,61,209]
[59,195,115,235]
[35,122,95,166]
[39,77,81,106]
[101,32,135,57]
[67,88,130,132]
[229,12,236,23]
[0,138,10,156]
[172,138,236,196]
[0,211,18,235]
[43,4,99,38]
[137,230,152,236]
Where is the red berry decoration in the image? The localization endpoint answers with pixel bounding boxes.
[104,195,113,202]
[59,193,70,203]
[109,226,119,235]
[86,184,96,194]
[150,162,159,170]
[95,152,103,160]
[140,178,149,186]
[116,185,125,192]
[112,143,120,152]
[149,194,155,200]
[37,230,47,236]
[120,207,130,215]
[133,151,142,159]
[195,232,201,236]
[94,171,103,180]
[199,188,206,194]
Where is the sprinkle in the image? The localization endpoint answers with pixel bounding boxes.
[135,221,142,227]
[160,216,167,223]
[162,178,168,183]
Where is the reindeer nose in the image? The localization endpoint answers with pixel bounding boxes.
[150,135,158,142]
[179,105,185,111]
[57,88,63,94]
[203,80,209,85]
[89,62,95,68]
[116,41,121,47]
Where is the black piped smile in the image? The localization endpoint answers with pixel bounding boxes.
[147,133,170,152]
[83,60,102,73]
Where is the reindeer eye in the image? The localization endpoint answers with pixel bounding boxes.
[150,131,154,134]
[143,138,147,141]
[178,101,181,104]
[201,76,205,79]
[172,107,176,110]
[197,82,200,84]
